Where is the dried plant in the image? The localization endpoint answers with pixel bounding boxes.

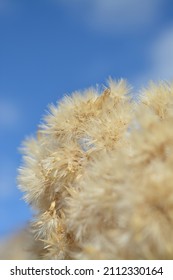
[15,79,173,259]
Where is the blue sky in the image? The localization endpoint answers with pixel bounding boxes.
[0,0,173,238]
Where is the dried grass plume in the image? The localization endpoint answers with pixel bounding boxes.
[14,79,173,259]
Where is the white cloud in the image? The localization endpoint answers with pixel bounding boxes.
[0,99,21,129]
[56,0,163,34]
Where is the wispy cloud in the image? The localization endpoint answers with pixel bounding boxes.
[0,160,17,199]
[0,99,21,130]
[0,0,12,13]
[149,25,173,81]
[56,0,163,34]
[0,0,19,15]
[0,0,8,12]
[133,24,173,89]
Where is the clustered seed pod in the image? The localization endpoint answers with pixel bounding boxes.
[17,80,173,259]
